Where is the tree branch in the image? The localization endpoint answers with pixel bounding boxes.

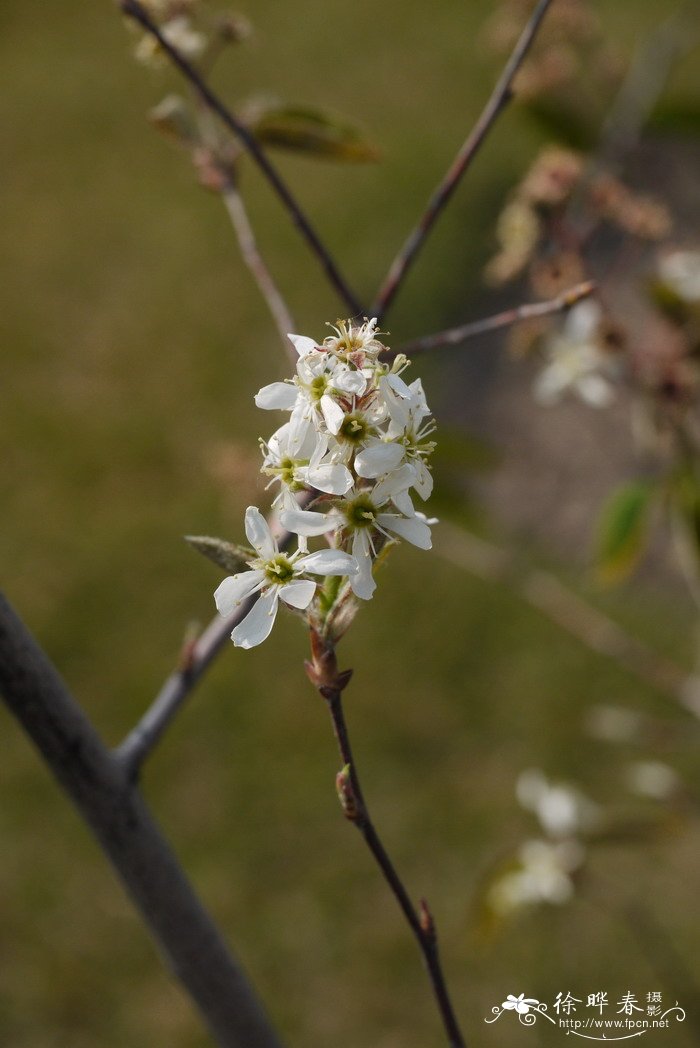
[0,592,284,1048]
[371,0,554,321]
[116,605,249,781]
[306,632,466,1048]
[117,512,306,780]
[219,179,296,358]
[119,0,364,317]
[389,281,595,358]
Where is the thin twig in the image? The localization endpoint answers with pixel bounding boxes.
[117,512,305,780]
[119,0,364,317]
[371,0,554,321]
[306,635,466,1048]
[116,607,248,780]
[438,522,692,709]
[389,281,595,358]
[220,179,296,358]
[0,594,284,1048]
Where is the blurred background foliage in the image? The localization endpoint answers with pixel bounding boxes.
[2,1,700,1045]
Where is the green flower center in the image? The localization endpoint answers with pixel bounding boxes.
[344,494,377,529]
[339,412,372,444]
[309,375,328,402]
[278,457,298,486]
[264,554,296,584]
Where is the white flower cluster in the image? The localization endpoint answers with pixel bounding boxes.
[215,318,437,648]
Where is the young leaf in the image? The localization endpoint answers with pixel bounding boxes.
[245,101,380,163]
[595,481,655,585]
[184,535,253,574]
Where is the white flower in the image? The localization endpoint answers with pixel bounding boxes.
[322,317,385,362]
[281,467,434,602]
[488,839,585,915]
[386,377,436,499]
[658,249,700,303]
[214,507,358,648]
[516,769,600,838]
[534,301,614,408]
[260,423,352,511]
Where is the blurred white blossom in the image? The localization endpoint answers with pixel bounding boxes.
[534,300,615,408]
[517,768,601,837]
[488,838,585,914]
[625,760,680,801]
[658,249,700,304]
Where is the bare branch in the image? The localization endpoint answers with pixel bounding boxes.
[117,512,308,780]
[306,633,466,1048]
[389,281,595,358]
[119,0,364,317]
[371,0,554,321]
[0,593,284,1048]
[220,180,296,359]
[116,608,246,780]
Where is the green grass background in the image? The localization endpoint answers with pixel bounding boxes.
[2,1,700,1045]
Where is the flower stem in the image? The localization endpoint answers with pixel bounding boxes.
[306,631,466,1048]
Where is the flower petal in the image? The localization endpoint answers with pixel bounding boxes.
[254,382,298,410]
[244,506,276,559]
[214,570,265,616]
[278,578,317,609]
[350,529,376,600]
[287,398,315,456]
[412,458,433,500]
[371,463,416,506]
[280,509,335,537]
[334,368,367,396]
[288,333,318,357]
[297,549,358,576]
[392,489,415,516]
[231,588,279,648]
[379,513,432,549]
[320,394,345,435]
[304,462,353,495]
[355,440,405,479]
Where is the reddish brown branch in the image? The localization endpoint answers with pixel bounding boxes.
[371,0,554,321]
[306,631,466,1048]
[390,281,595,358]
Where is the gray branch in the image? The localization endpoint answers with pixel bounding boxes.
[0,592,285,1048]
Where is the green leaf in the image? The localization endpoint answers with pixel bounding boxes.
[184,535,252,574]
[246,101,380,163]
[594,481,656,585]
